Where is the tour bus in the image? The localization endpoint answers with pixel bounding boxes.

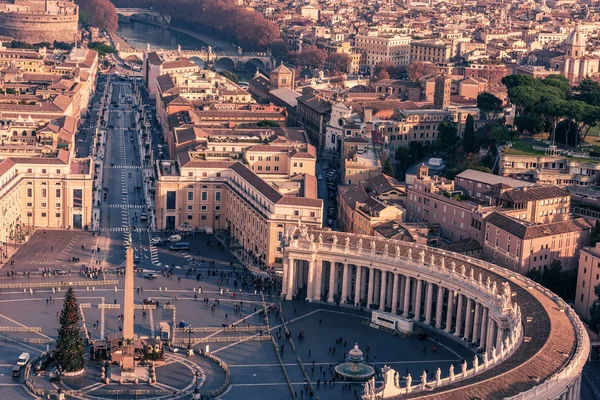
[169,242,190,251]
[370,311,413,335]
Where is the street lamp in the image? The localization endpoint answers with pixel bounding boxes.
[56,365,64,400]
[193,367,201,399]
[186,326,194,356]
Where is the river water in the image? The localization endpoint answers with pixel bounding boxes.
[117,20,205,51]
[117,20,255,82]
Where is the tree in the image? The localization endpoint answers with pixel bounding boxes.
[463,114,475,153]
[373,69,390,82]
[436,122,459,150]
[54,287,85,373]
[514,115,545,135]
[477,92,503,122]
[288,45,327,69]
[575,78,600,106]
[75,0,118,33]
[407,61,437,81]
[542,74,570,94]
[592,220,600,245]
[326,53,351,73]
[508,86,541,116]
[382,159,395,177]
[526,268,542,283]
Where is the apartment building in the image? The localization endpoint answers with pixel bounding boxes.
[574,244,600,321]
[296,89,331,149]
[499,152,600,187]
[354,33,411,72]
[410,40,453,64]
[155,158,322,268]
[337,174,405,236]
[483,212,591,274]
[0,151,94,248]
[406,165,488,244]
[380,106,483,154]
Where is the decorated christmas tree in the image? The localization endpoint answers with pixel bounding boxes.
[54,286,85,372]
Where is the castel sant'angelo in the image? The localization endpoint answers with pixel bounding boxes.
[0,0,78,43]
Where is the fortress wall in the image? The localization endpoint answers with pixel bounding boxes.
[0,13,79,43]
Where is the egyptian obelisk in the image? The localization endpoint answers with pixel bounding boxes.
[123,245,135,340]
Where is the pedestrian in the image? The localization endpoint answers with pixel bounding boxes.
[423,346,427,354]
[433,345,437,353]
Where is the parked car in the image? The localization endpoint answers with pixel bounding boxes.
[178,320,190,328]
[12,365,20,378]
[317,174,322,180]
[168,234,182,243]
[140,213,148,221]
[150,237,165,246]
[144,272,157,279]
[177,223,193,233]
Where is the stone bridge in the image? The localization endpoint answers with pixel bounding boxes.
[117,47,275,71]
[115,8,171,25]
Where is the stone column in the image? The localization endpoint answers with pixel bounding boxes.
[472,302,481,344]
[374,270,381,305]
[454,294,463,337]
[496,327,503,350]
[286,258,295,300]
[435,285,444,329]
[379,270,387,311]
[486,316,495,353]
[281,257,289,297]
[367,267,375,307]
[306,259,315,302]
[354,265,362,306]
[480,307,488,349]
[414,279,423,320]
[444,289,454,333]
[327,262,336,303]
[398,275,406,312]
[341,264,349,304]
[391,273,399,314]
[314,260,323,302]
[361,267,368,301]
[463,298,473,341]
[402,276,411,317]
[424,282,434,324]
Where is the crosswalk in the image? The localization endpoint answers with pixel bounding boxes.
[102,204,145,209]
[99,227,150,232]
[150,244,160,266]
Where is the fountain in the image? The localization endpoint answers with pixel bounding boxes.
[334,344,375,381]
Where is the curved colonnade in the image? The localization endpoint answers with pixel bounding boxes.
[281,227,589,400]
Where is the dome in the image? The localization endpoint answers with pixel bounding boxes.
[565,24,586,48]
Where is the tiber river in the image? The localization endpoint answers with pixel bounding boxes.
[117,20,257,82]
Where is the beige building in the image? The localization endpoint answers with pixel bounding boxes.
[155,158,322,269]
[337,180,404,236]
[499,152,600,187]
[410,40,453,64]
[483,212,591,274]
[574,244,600,321]
[355,33,411,72]
[0,151,94,249]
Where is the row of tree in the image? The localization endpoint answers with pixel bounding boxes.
[110,0,280,50]
[503,74,600,147]
[77,0,119,33]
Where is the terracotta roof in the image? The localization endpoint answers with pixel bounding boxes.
[485,212,593,240]
[162,59,196,69]
[499,186,570,203]
[368,173,402,195]
[156,74,176,94]
[338,184,369,208]
[147,52,162,66]
[230,162,283,203]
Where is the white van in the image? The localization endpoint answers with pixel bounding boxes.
[17,352,30,366]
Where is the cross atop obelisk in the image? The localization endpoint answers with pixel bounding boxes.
[123,245,135,340]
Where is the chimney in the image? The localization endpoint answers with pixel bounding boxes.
[364,108,373,123]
